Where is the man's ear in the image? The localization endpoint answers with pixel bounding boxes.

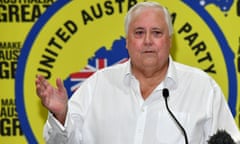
[169,36,172,49]
[125,37,129,50]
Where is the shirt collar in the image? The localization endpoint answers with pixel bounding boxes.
[123,60,132,86]
[164,56,178,90]
[123,56,178,90]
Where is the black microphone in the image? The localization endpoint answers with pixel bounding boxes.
[208,130,236,144]
[162,88,189,144]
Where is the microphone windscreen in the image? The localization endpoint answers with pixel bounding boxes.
[208,130,236,144]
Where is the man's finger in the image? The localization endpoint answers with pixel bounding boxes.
[56,78,65,93]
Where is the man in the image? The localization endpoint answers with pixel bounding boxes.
[36,1,240,144]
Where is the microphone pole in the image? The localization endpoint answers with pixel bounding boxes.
[162,88,189,144]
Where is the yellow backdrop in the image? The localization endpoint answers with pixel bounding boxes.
[0,0,239,143]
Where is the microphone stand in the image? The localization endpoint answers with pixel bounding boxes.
[162,88,189,144]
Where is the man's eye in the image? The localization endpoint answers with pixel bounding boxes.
[152,31,162,37]
[135,31,144,35]
[134,31,145,38]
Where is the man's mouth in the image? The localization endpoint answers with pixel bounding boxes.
[143,50,155,53]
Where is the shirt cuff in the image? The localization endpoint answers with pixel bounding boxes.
[48,110,70,130]
[44,108,71,135]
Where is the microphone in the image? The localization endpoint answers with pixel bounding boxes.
[208,130,236,144]
[162,88,189,144]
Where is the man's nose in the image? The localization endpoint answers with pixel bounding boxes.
[144,32,153,45]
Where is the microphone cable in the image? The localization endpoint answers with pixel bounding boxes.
[162,88,189,144]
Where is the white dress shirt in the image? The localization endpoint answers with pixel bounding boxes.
[43,57,240,144]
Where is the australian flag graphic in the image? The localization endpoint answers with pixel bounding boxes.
[64,37,129,98]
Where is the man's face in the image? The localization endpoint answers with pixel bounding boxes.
[126,7,172,71]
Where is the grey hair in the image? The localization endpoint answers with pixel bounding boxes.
[124,1,173,36]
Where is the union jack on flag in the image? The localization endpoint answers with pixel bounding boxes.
[69,58,108,92]
[64,58,128,97]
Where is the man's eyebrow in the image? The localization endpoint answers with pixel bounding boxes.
[134,27,145,30]
[133,27,162,31]
[151,27,161,30]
